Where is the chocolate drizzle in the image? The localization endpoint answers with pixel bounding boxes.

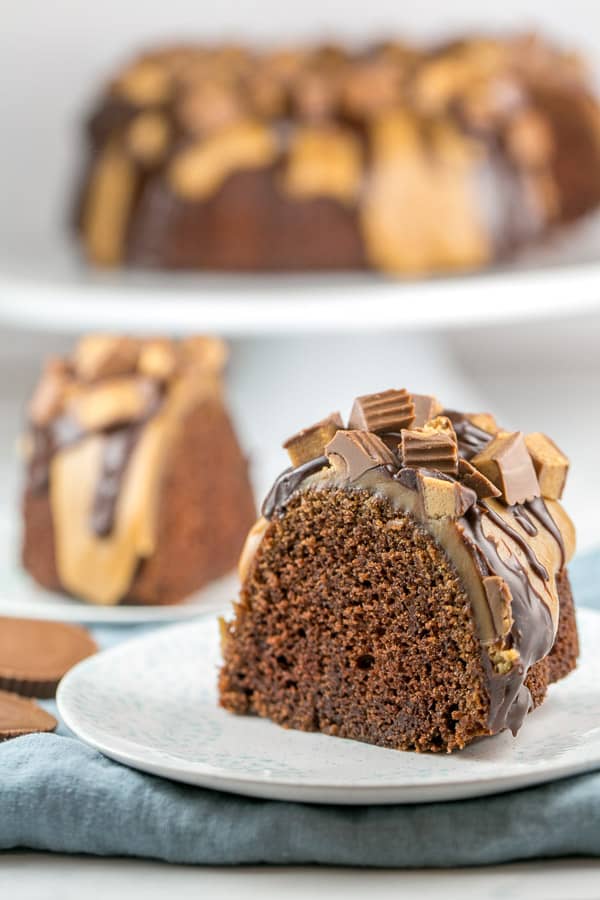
[511,504,539,537]
[27,391,163,539]
[90,424,143,537]
[28,416,86,492]
[526,496,566,569]
[483,503,549,583]
[461,504,554,735]
[444,412,493,459]
[262,456,330,519]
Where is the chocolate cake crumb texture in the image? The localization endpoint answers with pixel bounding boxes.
[220,389,578,752]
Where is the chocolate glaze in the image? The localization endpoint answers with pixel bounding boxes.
[262,456,330,519]
[512,504,539,537]
[27,392,163,539]
[28,417,86,493]
[526,496,566,569]
[460,504,554,734]
[483,502,549,583]
[90,424,143,537]
[444,412,493,459]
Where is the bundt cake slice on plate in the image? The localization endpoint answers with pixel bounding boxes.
[22,334,256,607]
[219,390,578,752]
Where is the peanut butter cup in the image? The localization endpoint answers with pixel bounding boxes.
[0,618,97,698]
[0,690,57,741]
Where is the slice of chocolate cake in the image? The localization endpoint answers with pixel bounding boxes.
[219,392,578,752]
[22,335,256,606]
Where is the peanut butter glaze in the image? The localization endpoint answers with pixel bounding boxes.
[253,390,574,738]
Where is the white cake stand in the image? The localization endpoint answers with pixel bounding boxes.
[2,221,600,497]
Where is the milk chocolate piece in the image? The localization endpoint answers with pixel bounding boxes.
[471,431,540,505]
[417,470,477,519]
[483,575,513,639]
[458,457,502,499]
[525,432,569,500]
[70,377,158,432]
[467,412,499,436]
[283,412,344,466]
[138,339,179,381]
[326,429,397,480]
[74,335,140,383]
[411,393,443,427]
[28,361,69,426]
[400,421,458,474]
[348,389,415,433]
[0,690,57,741]
[127,112,170,165]
[0,617,97,699]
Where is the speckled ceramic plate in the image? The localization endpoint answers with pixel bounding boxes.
[57,607,600,804]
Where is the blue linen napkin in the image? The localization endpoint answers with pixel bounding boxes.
[1,550,599,867]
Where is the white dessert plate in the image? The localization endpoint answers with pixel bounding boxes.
[2,220,600,336]
[0,567,238,625]
[58,607,600,805]
[0,512,237,624]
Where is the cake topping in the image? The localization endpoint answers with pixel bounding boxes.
[167,122,278,200]
[325,430,397,480]
[28,359,71,427]
[348,389,415,433]
[400,416,458,474]
[447,413,495,458]
[466,412,499,436]
[74,335,140,383]
[137,339,179,382]
[411,393,443,427]
[457,458,502,499]
[69,376,160,432]
[483,575,514,639]
[525,432,569,500]
[283,412,344,467]
[470,431,540,505]
[262,456,330,520]
[416,470,477,519]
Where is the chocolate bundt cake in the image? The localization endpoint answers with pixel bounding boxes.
[22,335,255,606]
[74,35,600,276]
[219,391,578,752]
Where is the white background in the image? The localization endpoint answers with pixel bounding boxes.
[1,1,600,895]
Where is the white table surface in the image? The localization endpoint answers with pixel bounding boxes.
[2,855,600,899]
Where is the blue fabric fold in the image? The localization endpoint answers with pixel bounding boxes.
[1,549,599,866]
